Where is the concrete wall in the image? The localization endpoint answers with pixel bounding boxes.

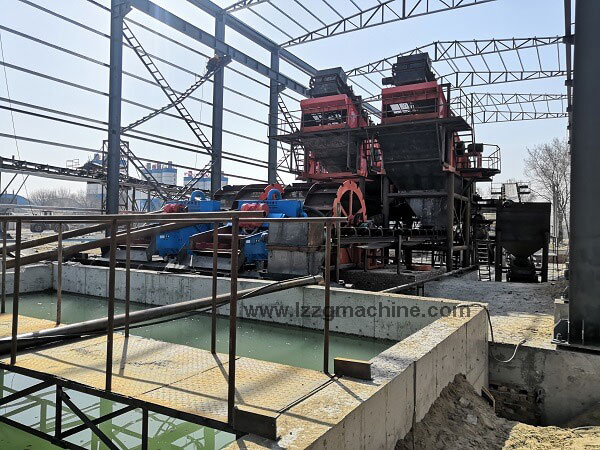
[2,263,53,294]
[49,263,472,341]
[490,343,600,425]
[14,263,489,448]
[229,308,489,449]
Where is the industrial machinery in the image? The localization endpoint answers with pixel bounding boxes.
[186,185,307,273]
[271,54,503,274]
[109,55,502,279]
[154,191,220,259]
[495,200,551,282]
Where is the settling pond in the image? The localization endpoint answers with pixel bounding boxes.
[0,292,394,449]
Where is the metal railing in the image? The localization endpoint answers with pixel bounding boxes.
[0,211,345,443]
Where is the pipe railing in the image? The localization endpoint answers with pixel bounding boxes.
[0,211,345,427]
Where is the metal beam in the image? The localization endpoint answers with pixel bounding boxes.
[106,0,129,214]
[569,0,600,346]
[184,0,316,76]
[282,0,497,47]
[225,0,270,12]
[347,36,565,77]
[268,50,280,183]
[438,70,567,88]
[128,0,308,96]
[211,13,225,195]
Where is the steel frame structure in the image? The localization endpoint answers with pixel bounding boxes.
[1,0,571,210]
[0,211,340,443]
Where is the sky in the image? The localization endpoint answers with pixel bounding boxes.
[0,0,571,198]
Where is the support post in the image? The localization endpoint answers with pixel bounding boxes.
[56,225,63,325]
[1,220,6,314]
[211,223,219,354]
[396,236,402,275]
[105,219,117,391]
[382,176,390,228]
[227,217,239,424]
[125,222,131,337]
[323,222,331,374]
[268,50,280,183]
[106,0,128,214]
[495,231,503,282]
[10,219,21,365]
[446,173,455,272]
[569,0,600,346]
[211,13,225,196]
[141,407,149,450]
[541,231,549,283]
[55,386,62,440]
[335,220,341,283]
[463,185,472,267]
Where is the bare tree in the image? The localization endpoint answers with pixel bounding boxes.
[524,138,570,240]
[29,188,98,209]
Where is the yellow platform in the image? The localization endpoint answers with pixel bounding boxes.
[0,315,332,428]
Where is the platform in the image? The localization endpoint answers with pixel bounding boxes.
[0,313,58,336]
[0,315,333,433]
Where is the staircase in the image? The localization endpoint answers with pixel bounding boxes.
[122,23,214,153]
[120,141,170,201]
[477,241,492,281]
[175,160,214,200]
[275,94,304,177]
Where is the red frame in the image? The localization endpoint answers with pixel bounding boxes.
[300,94,367,132]
[381,81,448,125]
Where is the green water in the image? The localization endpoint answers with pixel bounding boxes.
[0,292,394,449]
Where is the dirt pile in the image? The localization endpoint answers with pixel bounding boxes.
[396,374,600,449]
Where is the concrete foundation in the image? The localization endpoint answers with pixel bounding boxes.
[340,266,445,292]
[490,341,600,426]
[9,263,488,448]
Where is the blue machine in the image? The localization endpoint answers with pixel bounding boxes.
[237,189,306,264]
[155,191,220,258]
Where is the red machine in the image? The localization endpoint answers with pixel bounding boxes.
[300,94,367,132]
[297,67,384,181]
[381,81,449,124]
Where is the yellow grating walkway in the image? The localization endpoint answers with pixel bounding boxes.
[0,314,58,336]
[0,316,332,427]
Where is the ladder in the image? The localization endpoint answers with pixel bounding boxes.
[477,240,492,281]
[275,94,304,177]
[120,141,170,202]
[175,159,214,200]
[122,55,230,134]
[122,23,214,153]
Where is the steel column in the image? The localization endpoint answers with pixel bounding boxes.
[10,219,21,365]
[106,0,128,214]
[495,231,503,282]
[125,222,131,337]
[1,220,6,314]
[268,50,280,184]
[382,177,390,228]
[227,217,239,423]
[211,223,219,354]
[142,407,149,450]
[323,222,331,374]
[55,386,62,440]
[106,219,117,390]
[541,231,549,283]
[569,0,600,345]
[446,173,455,272]
[56,225,63,325]
[463,185,472,267]
[211,13,225,195]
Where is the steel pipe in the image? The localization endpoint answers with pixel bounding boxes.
[381,265,477,294]
[0,275,324,353]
